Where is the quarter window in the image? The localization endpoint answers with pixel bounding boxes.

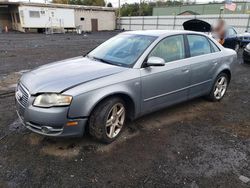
[149,35,185,63]
[187,35,211,57]
[227,28,237,37]
[209,39,220,52]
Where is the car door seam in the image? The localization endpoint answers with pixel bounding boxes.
[144,79,212,102]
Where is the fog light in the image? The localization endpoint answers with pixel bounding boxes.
[66,121,78,126]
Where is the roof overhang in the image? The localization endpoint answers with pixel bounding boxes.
[0,2,116,12]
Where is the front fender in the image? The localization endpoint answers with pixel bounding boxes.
[65,78,141,119]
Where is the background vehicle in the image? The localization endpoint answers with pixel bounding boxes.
[183,19,240,52]
[16,30,236,143]
[243,43,250,63]
[238,30,250,47]
[223,26,240,52]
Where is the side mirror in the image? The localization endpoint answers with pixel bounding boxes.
[146,56,165,67]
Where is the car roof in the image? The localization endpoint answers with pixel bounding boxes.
[122,30,203,37]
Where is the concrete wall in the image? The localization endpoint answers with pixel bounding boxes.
[75,9,115,32]
[118,14,250,33]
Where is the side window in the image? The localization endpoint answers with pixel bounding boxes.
[208,39,220,52]
[149,35,185,63]
[187,35,211,57]
[227,28,237,37]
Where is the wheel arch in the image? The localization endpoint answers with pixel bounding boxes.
[220,69,231,83]
[89,92,136,121]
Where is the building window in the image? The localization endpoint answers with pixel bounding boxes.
[29,11,40,18]
[80,17,85,21]
[16,13,20,23]
[40,11,45,15]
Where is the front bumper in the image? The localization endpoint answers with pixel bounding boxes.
[16,94,88,137]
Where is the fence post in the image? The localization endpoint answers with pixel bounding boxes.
[129,16,131,30]
[142,16,144,30]
[156,15,159,30]
[246,14,250,32]
[173,14,176,30]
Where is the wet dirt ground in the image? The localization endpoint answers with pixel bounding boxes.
[0,32,250,188]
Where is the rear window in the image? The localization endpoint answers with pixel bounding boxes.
[187,35,211,57]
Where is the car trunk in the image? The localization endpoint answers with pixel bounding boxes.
[183,19,212,32]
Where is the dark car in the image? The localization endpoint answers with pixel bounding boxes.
[243,43,250,63]
[183,19,240,52]
[238,31,250,47]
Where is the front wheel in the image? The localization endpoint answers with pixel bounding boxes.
[207,73,229,101]
[89,97,126,143]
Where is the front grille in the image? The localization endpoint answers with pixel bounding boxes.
[16,83,29,108]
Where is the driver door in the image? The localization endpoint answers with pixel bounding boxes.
[140,35,191,114]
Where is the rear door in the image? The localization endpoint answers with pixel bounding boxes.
[186,34,221,98]
[140,35,191,114]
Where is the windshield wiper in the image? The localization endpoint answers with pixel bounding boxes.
[91,56,123,66]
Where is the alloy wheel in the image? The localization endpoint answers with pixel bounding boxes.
[214,76,228,100]
[105,103,125,138]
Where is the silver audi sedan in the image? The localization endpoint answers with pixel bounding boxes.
[16,30,237,143]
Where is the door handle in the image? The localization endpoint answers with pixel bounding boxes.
[182,69,189,73]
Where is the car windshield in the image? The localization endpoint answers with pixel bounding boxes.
[87,34,157,67]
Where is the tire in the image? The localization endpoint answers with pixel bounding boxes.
[207,73,229,102]
[89,97,126,143]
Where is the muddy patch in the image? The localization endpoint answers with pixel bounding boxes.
[96,127,139,153]
[40,143,80,159]
[219,122,250,139]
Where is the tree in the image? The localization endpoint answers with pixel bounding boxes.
[53,0,106,6]
[107,2,113,7]
[119,1,185,17]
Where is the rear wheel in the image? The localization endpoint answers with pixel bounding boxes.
[89,97,126,143]
[207,73,229,101]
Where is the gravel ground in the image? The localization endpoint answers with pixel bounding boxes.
[0,32,250,188]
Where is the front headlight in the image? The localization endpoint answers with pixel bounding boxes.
[33,94,72,107]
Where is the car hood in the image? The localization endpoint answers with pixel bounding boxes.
[20,57,127,95]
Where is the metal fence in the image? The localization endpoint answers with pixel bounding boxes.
[118,14,250,33]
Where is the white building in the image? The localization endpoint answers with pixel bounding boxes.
[0,1,116,32]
